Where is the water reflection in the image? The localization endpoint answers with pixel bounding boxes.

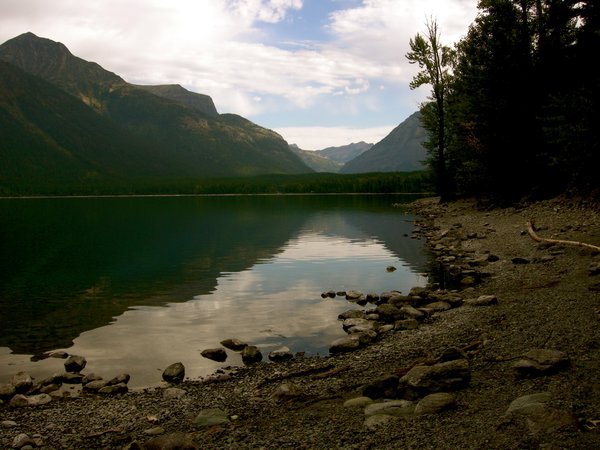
[0,195,429,387]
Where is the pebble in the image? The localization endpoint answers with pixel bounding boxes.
[144,426,166,436]
[1,420,18,428]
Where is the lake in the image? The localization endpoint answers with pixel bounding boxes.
[0,194,430,388]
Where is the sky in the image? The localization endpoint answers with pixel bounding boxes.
[0,0,478,149]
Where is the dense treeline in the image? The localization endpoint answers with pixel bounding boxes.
[0,171,431,197]
[413,0,599,201]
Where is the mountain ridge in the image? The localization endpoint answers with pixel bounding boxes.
[340,112,426,173]
[0,32,311,193]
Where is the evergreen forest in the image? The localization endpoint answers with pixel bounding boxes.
[409,0,599,201]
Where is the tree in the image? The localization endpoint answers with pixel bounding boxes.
[406,18,454,199]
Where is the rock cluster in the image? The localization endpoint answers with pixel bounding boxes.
[0,354,132,412]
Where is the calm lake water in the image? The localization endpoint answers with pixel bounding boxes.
[0,195,430,388]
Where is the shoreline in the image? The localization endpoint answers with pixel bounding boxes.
[0,192,432,200]
[1,196,599,449]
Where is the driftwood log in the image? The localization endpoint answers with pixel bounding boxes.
[527,219,600,252]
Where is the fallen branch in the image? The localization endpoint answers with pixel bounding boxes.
[257,364,335,388]
[527,219,600,252]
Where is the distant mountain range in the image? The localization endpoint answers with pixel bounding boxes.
[289,141,375,172]
[0,32,311,192]
[291,115,427,174]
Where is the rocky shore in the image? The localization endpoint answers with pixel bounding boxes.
[1,196,599,449]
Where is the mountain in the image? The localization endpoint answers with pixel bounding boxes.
[133,84,218,117]
[0,33,311,192]
[340,112,426,173]
[0,60,170,188]
[317,142,372,164]
[289,144,343,172]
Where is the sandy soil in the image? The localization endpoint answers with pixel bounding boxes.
[1,196,599,449]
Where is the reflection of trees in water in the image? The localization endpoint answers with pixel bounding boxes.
[0,195,428,355]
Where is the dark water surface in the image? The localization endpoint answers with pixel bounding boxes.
[0,195,429,387]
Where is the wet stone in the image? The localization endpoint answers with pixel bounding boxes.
[163,362,185,384]
[64,355,87,373]
[12,372,33,393]
[241,346,263,364]
[201,348,228,362]
[220,338,247,351]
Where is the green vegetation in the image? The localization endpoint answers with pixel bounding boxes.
[410,1,599,201]
[0,172,431,197]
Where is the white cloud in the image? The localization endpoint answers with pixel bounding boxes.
[0,0,477,145]
[274,124,395,150]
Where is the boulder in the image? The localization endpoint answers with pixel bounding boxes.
[398,359,471,399]
[513,349,570,378]
[329,335,361,354]
[220,338,248,351]
[409,287,429,298]
[11,372,33,393]
[9,393,52,407]
[366,293,380,303]
[342,318,377,333]
[107,373,131,385]
[0,383,16,400]
[268,346,293,362]
[98,383,128,395]
[345,290,363,300]
[162,362,185,384]
[321,290,337,298]
[62,372,84,384]
[12,433,36,449]
[338,309,365,320]
[64,355,87,373]
[399,305,425,321]
[81,373,103,384]
[388,295,419,307]
[201,348,228,362]
[241,346,263,364]
[375,304,404,323]
[503,392,575,435]
[414,393,456,415]
[83,380,108,393]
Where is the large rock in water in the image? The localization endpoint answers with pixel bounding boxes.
[11,372,33,393]
[64,355,87,373]
[241,346,262,364]
[201,348,228,362]
[398,359,471,399]
[220,338,248,351]
[162,362,185,383]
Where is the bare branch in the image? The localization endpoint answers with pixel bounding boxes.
[527,219,600,251]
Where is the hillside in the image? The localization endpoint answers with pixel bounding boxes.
[0,33,311,193]
[340,112,426,173]
[0,61,171,191]
[289,144,342,172]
